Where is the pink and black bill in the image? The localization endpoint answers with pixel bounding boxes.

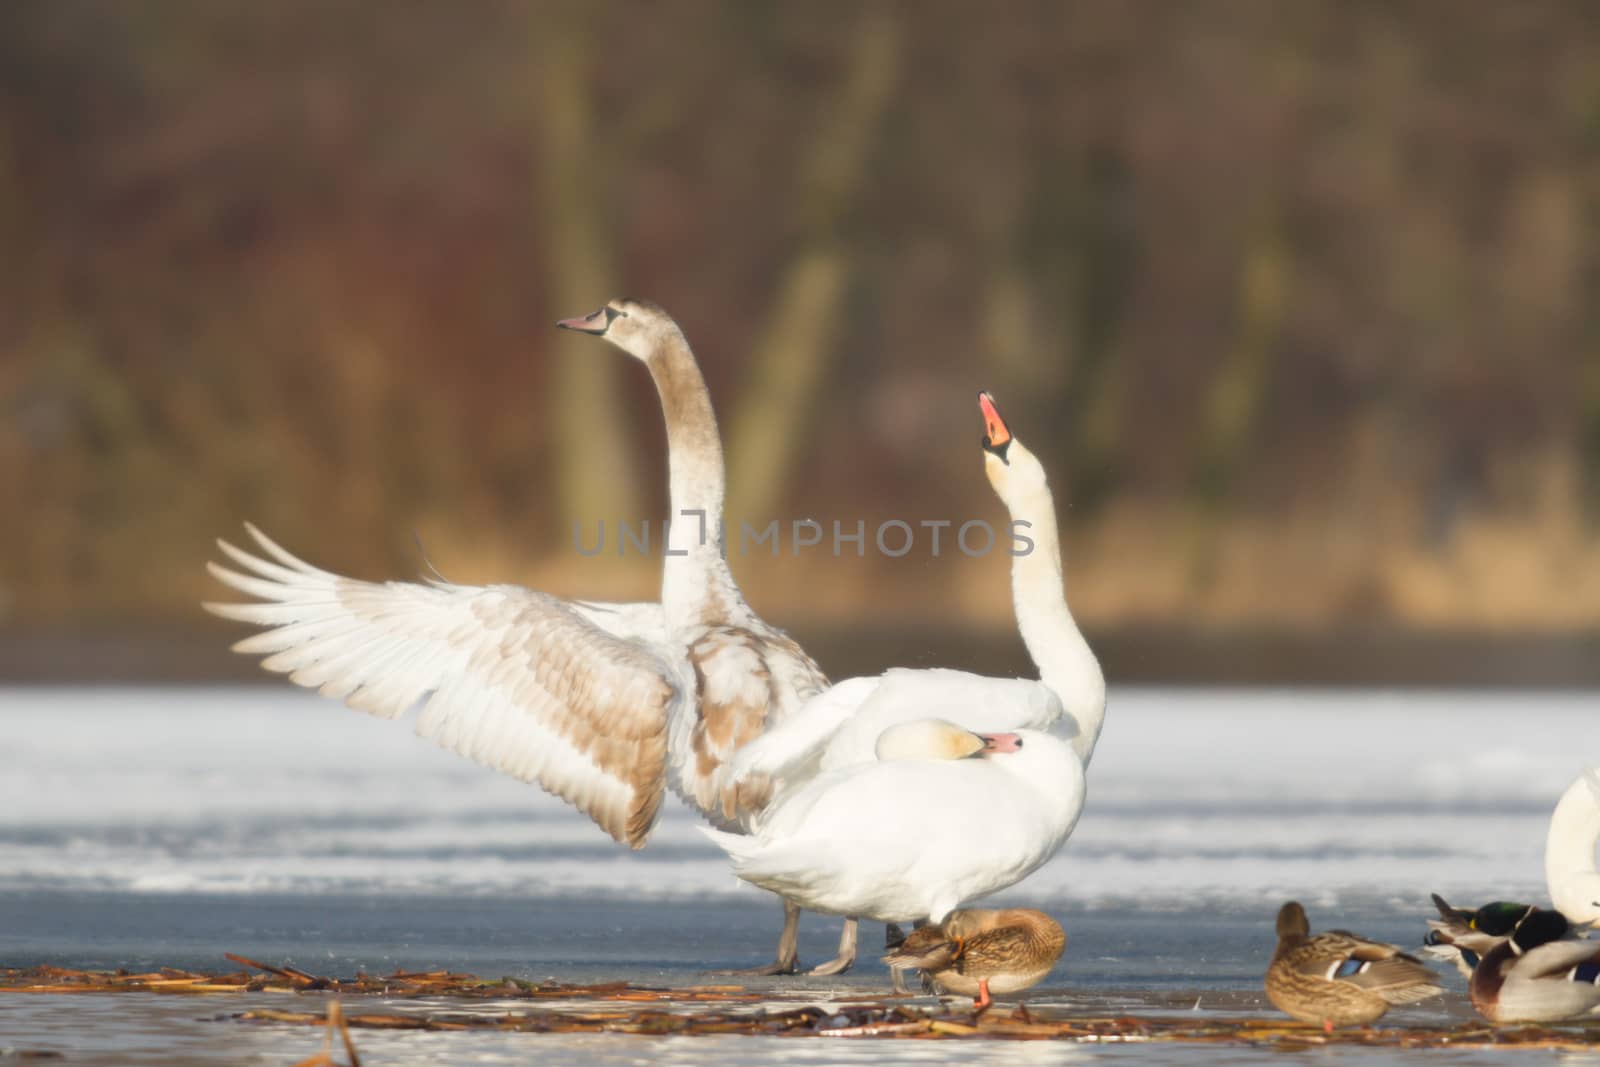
[556,306,625,335]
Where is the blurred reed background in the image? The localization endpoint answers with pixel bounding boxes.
[2,1,1599,683]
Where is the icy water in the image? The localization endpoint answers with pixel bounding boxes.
[1,685,1596,1064]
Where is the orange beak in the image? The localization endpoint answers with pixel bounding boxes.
[979,391,1012,452]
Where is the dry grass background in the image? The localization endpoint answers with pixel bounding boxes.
[3,2,1600,658]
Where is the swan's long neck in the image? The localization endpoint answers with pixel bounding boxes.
[1005,480,1106,767]
[1545,768,1600,925]
[646,333,745,630]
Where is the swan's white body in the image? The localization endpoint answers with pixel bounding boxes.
[732,394,1105,792]
[706,727,1086,922]
[205,301,827,853]
[1546,767,1600,927]
[709,401,1099,927]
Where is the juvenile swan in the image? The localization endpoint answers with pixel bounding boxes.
[207,299,837,974]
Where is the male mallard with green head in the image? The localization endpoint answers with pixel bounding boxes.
[1468,906,1600,1023]
[1265,901,1442,1031]
[1423,894,1538,978]
[883,908,1065,1011]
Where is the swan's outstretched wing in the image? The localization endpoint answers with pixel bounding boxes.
[570,599,670,646]
[204,524,680,848]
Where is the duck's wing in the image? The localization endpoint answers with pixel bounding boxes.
[882,924,960,971]
[205,524,680,849]
[1423,894,1499,975]
[1517,938,1600,982]
[1312,936,1442,1004]
[1429,893,1474,926]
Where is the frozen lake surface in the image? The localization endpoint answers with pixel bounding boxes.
[1,685,1595,1063]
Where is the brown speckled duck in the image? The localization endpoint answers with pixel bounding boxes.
[882,908,1065,1010]
[1265,901,1442,1031]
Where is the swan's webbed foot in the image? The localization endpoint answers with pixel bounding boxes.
[806,956,853,976]
[707,897,801,977]
[806,916,858,976]
[708,958,800,977]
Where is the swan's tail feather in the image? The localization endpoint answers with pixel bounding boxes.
[699,826,756,864]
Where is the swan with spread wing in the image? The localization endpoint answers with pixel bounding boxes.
[205,300,848,974]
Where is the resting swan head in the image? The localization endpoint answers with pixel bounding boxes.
[979,391,1048,506]
[557,298,685,362]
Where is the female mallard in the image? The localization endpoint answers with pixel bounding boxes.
[882,908,1065,1011]
[1265,901,1442,1030]
[1424,895,1537,978]
[1469,906,1600,1023]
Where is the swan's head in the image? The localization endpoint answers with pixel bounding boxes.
[1275,901,1310,941]
[873,719,989,762]
[979,392,1048,504]
[557,298,683,362]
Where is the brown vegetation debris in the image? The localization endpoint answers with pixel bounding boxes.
[3,959,1598,1048]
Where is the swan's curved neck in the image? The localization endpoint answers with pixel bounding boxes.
[1005,482,1106,767]
[1545,769,1600,925]
[646,334,745,629]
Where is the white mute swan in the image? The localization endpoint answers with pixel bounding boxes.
[206,298,841,974]
[731,391,1104,784]
[703,720,1087,923]
[719,393,1100,973]
[1546,766,1600,926]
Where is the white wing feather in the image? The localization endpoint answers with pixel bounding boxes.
[727,676,881,782]
[730,668,1064,786]
[205,524,680,849]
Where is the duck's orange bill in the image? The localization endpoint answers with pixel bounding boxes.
[979,392,1011,449]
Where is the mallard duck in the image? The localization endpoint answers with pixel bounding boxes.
[1469,906,1600,1023]
[1265,901,1443,1030]
[882,908,1066,1010]
[1423,895,1538,978]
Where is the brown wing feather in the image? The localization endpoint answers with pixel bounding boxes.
[883,925,961,972]
[685,625,826,824]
